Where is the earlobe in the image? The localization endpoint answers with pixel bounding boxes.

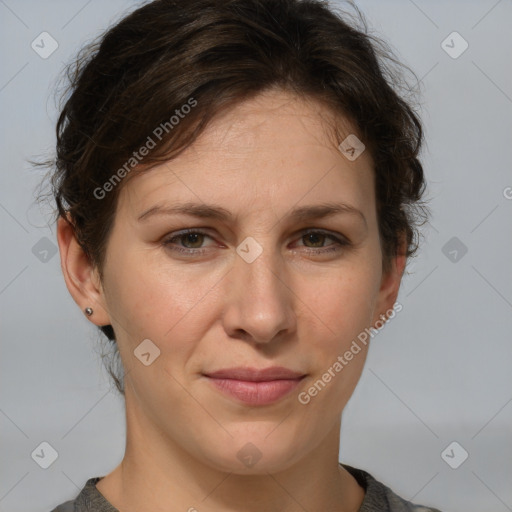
[56,215,111,326]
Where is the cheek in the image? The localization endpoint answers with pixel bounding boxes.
[296,263,379,398]
[303,264,379,343]
[103,255,205,406]
[104,248,207,340]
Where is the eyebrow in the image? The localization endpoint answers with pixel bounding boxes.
[137,201,367,228]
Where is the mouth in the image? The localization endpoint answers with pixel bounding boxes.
[202,366,307,406]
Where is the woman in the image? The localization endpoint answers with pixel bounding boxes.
[47,0,440,510]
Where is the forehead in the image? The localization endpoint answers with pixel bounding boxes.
[189,89,359,155]
[118,89,375,220]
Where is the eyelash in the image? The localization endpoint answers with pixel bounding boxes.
[162,228,350,256]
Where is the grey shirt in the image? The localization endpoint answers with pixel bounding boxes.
[49,463,443,512]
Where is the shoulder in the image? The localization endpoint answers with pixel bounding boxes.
[48,477,118,512]
[48,500,74,512]
[341,463,444,512]
[50,468,445,512]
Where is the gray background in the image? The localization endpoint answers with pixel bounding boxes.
[1,1,511,511]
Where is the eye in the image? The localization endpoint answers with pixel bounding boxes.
[162,228,350,257]
[294,229,350,254]
[162,229,214,255]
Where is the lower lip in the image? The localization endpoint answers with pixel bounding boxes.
[205,377,304,405]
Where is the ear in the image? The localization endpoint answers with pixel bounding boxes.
[56,213,111,327]
[371,235,407,326]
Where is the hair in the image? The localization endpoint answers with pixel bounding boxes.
[36,0,429,395]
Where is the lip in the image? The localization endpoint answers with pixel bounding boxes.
[203,366,306,405]
[205,366,305,381]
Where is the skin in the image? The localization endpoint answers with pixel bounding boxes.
[57,88,406,512]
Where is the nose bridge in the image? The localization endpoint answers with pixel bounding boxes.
[223,234,295,343]
[239,238,281,295]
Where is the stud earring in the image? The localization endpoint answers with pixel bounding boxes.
[85,307,93,316]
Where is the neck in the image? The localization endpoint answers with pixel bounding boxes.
[96,390,364,512]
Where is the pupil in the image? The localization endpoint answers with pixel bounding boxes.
[306,233,324,247]
[185,233,202,247]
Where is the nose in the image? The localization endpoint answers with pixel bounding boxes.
[222,239,297,345]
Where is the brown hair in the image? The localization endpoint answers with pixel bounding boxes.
[38,0,429,395]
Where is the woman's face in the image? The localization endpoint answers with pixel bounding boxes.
[76,89,403,474]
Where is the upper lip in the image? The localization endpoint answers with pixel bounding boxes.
[204,366,306,382]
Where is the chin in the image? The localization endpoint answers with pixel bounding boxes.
[194,429,305,475]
